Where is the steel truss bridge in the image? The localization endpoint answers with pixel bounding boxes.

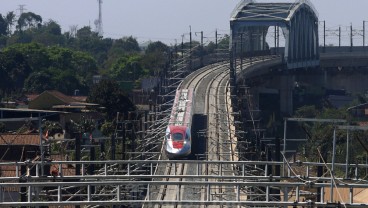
[230,0,319,69]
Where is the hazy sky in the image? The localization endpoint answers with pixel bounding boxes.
[1,0,367,45]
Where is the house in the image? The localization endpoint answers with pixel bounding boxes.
[28,90,103,128]
[0,133,79,203]
[0,134,43,161]
[0,133,49,202]
[347,103,368,118]
[28,90,90,110]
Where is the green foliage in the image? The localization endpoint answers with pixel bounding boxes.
[41,120,63,136]
[51,70,87,95]
[218,34,230,50]
[17,12,42,31]
[100,121,115,136]
[32,20,64,46]
[5,12,16,35]
[205,41,216,54]
[79,118,96,133]
[0,15,8,36]
[0,43,97,94]
[110,55,144,82]
[103,36,140,71]
[0,46,32,93]
[4,42,50,71]
[0,10,172,99]
[114,36,140,53]
[145,41,169,54]
[141,41,169,76]
[24,71,53,93]
[87,79,135,120]
[294,105,319,118]
[295,106,356,163]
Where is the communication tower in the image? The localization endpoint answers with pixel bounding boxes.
[95,0,103,36]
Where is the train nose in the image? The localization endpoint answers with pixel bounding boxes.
[172,141,184,149]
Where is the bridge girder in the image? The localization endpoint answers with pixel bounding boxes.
[230,0,320,69]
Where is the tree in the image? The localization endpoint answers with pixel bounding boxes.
[87,79,135,120]
[141,41,169,76]
[51,69,86,95]
[0,15,8,36]
[31,20,64,46]
[218,34,230,50]
[145,41,169,54]
[205,41,216,54]
[5,42,50,71]
[5,12,16,35]
[110,55,144,82]
[0,47,32,92]
[0,43,97,95]
[24,71,53,93]
[17,12,42,31]
[112,36,140,54]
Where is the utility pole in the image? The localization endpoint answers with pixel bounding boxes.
[350,23,353,51]
[215,29,218,49]
[240,33,243,72]
[339,26,341,47]
[195,31,204,67]
[189,26,192,70]
[200,31,203,67]
[323,21,326,52]
[364,21,366,47]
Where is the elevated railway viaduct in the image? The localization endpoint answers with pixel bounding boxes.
[237,49,368,115]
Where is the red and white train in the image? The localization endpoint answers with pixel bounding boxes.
[165,88,194,159]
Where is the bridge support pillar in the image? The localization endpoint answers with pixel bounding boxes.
[279,75,294,115]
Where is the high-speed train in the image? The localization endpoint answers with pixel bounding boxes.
[165,88,194,159]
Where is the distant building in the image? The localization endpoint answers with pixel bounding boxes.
[348,103,368,118]
[141,77,159,91]
[93,75,105,84]
[327,95,353,109]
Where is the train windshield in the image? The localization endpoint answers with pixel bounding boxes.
[172,133,183,141]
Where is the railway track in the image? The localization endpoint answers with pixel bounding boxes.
[153,62,230,208]
[147,56,280,207]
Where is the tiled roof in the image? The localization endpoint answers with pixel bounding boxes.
[71,96,88,102]
[0,134,40,145]
[25,94,39,101]
[45,90,77,104]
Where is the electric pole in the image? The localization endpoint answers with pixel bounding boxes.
[17,5,26,16]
